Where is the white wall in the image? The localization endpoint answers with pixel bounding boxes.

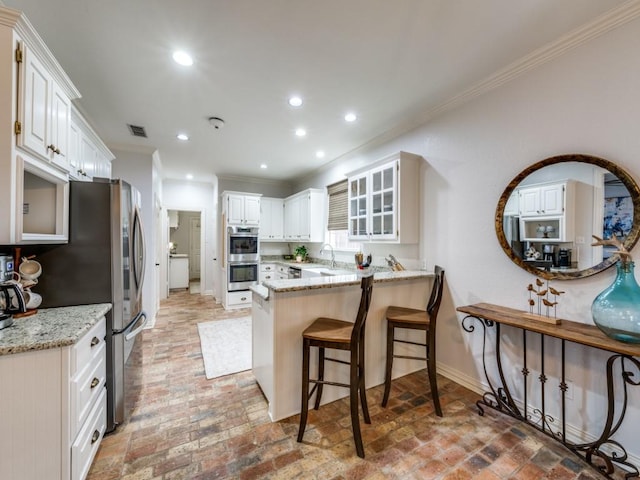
[296,14,640,459]
[163,179,217,296]
[111,148,158,323]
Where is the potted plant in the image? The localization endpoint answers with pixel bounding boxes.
[294,245,308,263]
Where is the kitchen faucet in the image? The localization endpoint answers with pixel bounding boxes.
[320,243,335,269]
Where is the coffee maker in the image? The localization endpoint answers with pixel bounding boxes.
[0,254,15,282]
[558,248,572,268]
[542,244,557,265]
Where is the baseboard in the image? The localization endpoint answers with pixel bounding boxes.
[437,363,640,471]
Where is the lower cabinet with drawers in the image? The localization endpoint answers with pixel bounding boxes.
[0,316,107,480]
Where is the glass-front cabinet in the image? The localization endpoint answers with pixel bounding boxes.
[347,151,421,243]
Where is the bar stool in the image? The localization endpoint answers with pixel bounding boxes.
[381,266,445,416]
[297,274,374,458]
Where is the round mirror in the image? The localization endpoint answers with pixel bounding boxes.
[495,154,640,280]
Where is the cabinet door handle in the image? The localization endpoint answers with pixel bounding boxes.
[241,296,247,301]
[90,336,100,347]
[47,144,60,154]
[90,377,100,389]
[91,430,100,444]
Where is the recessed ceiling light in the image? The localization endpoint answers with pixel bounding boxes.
[288,96,303,107]
[186,174,193,180]
[260,164,267,169]
[172,50,193,66]
[316,150,325,159]
[344,112,357,122]
[295,128,307,137]
[177,133,189,141]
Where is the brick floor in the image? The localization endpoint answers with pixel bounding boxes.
[86,290,626,479]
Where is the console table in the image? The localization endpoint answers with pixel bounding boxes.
[457,303,640,479]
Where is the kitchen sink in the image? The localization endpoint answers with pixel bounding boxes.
[303,267,354,277]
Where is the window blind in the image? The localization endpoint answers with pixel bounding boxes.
[327,179,348,231]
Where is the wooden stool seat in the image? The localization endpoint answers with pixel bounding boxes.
[297,275,374,458]
[385,306,430,326]
[302,318,354,344]
[382,266,445,416]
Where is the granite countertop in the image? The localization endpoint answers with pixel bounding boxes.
[260,270,433,294]
[0,303,112,356]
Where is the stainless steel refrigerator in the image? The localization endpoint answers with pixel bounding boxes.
[34,178,147,432]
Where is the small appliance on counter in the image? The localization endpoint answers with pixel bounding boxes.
[0,282,27,329]
[542,244,557,266]
[0,254,15,282]
[558,248,572,268]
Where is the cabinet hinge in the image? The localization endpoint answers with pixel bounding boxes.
[15,46,23,63]
[14,120,22,135]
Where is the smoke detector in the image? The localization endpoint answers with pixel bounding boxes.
[208,117,225,129]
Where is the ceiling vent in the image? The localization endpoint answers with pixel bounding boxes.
[127,124,147,138]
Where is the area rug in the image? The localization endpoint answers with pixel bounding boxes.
[197,316,251,379]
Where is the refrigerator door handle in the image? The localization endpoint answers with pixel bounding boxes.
[125,311,147,341]
[132,205,146,295]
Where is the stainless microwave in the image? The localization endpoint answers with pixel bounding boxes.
[227,226,259,262]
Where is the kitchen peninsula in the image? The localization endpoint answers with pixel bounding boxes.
[251,270,433,421]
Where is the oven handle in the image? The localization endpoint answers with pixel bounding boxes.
[228,262,259,267]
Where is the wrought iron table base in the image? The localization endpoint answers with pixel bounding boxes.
[458,304,640,479]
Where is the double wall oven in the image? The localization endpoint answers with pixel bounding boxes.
[227,226,259,291]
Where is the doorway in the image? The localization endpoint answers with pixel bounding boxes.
[168,209,202,295]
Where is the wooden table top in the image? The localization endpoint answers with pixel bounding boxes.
[457,303,640,358]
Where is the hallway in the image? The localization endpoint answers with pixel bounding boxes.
[87,290,609,479]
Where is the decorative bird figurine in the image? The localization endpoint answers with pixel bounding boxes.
[542,298,558,307]
[536,289,548,296]
[536,278,544,287]
[527,284,534,291]
[549,286,565,296]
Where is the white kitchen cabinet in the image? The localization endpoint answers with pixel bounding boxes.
[225,290,252,309]
[18,42,72,171]
[260,263,276,282]
[260,197,284,240]
[169,255,189,289]
[68,106,114,182]
[0,10,81,244]
[283,188,325,242]
[519,182,567,217]
[275,264,288,280]
[518,181,576,243]
[223,191,261,226]
[347,151,421,243]
[0,317,107,480]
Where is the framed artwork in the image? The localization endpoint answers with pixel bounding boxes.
[603,196,633,258]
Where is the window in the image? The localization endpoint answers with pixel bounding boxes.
[326,179,360,251]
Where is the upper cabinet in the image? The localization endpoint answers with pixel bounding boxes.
[518,182,567,217]
[17,42,75,172]
[223,191,261,226]
[284,188,325,242]
[260,197,284,241]
[517,180,576,242]
[347,151,421,243]
[68,106,113,182]
[0,7,82,244]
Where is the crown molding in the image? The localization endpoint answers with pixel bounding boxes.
[318,0,640,173]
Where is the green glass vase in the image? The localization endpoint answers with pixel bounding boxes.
[591,261,640,344]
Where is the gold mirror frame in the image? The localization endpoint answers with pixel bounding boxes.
[495,154,640,280]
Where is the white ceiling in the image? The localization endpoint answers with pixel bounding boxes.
[1,0,629,183]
